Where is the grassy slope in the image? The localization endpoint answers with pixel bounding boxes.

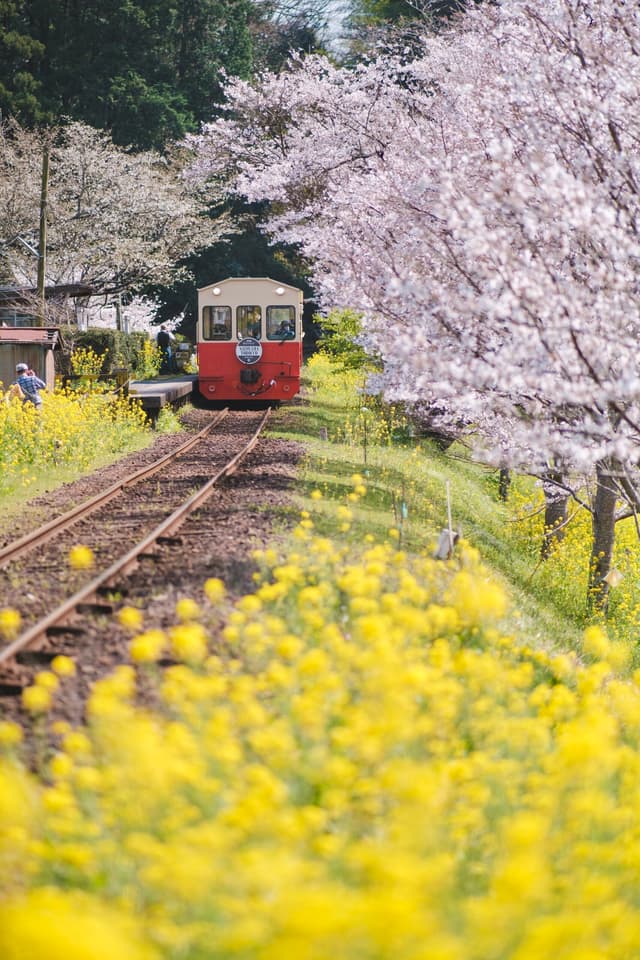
[269,362,585,653]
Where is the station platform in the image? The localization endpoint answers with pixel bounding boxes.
[128,375,196,420]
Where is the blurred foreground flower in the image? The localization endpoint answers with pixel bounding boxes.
[204,577,226,604]
[118,607,143,632]
[22,685,52,715]
[51,655,76,677]
[34,671,59,692]
[0,721,22,748]
[0,887,158,960]
[68,545,95,570]
[175,597,201,622]
[0,607,21,640]
[169,623,207,663]
[129,630,166,664]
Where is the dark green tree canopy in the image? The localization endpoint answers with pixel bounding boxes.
[349,0,466,27]
[0,0,330,323]
[0,0,256,149]
[0,0,333,148]
[0,0,45,121]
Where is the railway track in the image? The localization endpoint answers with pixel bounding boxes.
[0,409,229,569]
[0,408,270,699]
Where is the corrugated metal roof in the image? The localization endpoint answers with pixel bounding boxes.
[0,327,59,344]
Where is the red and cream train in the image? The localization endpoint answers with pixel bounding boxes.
[195,277,303,404]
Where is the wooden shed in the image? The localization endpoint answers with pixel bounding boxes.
[0,327,59,392]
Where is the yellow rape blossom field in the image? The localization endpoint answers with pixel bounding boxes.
[4,357,640,958]
[0,385,150,501]
[504,480,640,646]
[2,522,640,959]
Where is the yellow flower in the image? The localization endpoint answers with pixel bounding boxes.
[63,731,92,757]
[275,635,303,661]
[74,767,101,792]
[49,752,74,780]
[51,720,71,737]
[607,640,632,673]
[310,489,323,500]
[22,684,52,714]
[582,625,610,660]
[34,671,59,692]
[238,594,262,614]
[129,630,166,664]
[204,577,226,604]
[0,721,22,748]
[169,623,208,664]
[175,597,202,622]
[0,607,21,639]
[118,606,144,632]
[446,570,507,625]
[51,655,76,677]
[68,544,94,570]
[0,887,157,960]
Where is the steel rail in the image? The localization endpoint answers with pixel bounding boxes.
[0,408,269,667]
[0,409,229,570]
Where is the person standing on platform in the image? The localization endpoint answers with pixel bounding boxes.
[156,325,176,374]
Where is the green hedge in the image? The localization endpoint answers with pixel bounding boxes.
[58,327,151,378]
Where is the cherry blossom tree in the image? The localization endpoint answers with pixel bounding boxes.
[0,119,228,298]
[186,0,640,610]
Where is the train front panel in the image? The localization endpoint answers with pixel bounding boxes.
[196,277,303,403]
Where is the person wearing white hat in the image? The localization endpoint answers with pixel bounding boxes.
[14,363,46,408]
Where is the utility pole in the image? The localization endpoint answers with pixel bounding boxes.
[115,293,122,331]
[36,145,49,327]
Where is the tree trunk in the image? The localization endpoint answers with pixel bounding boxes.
[540,473,568,559]
[498,468,511,502]
[588,459,618,614]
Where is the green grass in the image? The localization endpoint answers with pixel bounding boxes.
[269,356,586,653]
[155,403,189,434]
[0,402,191,534]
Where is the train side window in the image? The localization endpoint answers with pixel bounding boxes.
[266,306,296,340]
[203,305,231,340]
[237,305,262,339]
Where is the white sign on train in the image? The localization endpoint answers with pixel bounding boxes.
[236,338,263,365]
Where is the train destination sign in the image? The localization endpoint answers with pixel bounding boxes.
[236,338,263,365]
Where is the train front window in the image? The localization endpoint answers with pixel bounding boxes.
[266,306,296,340]
[202,305,231,340]
[237,305,262,339]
